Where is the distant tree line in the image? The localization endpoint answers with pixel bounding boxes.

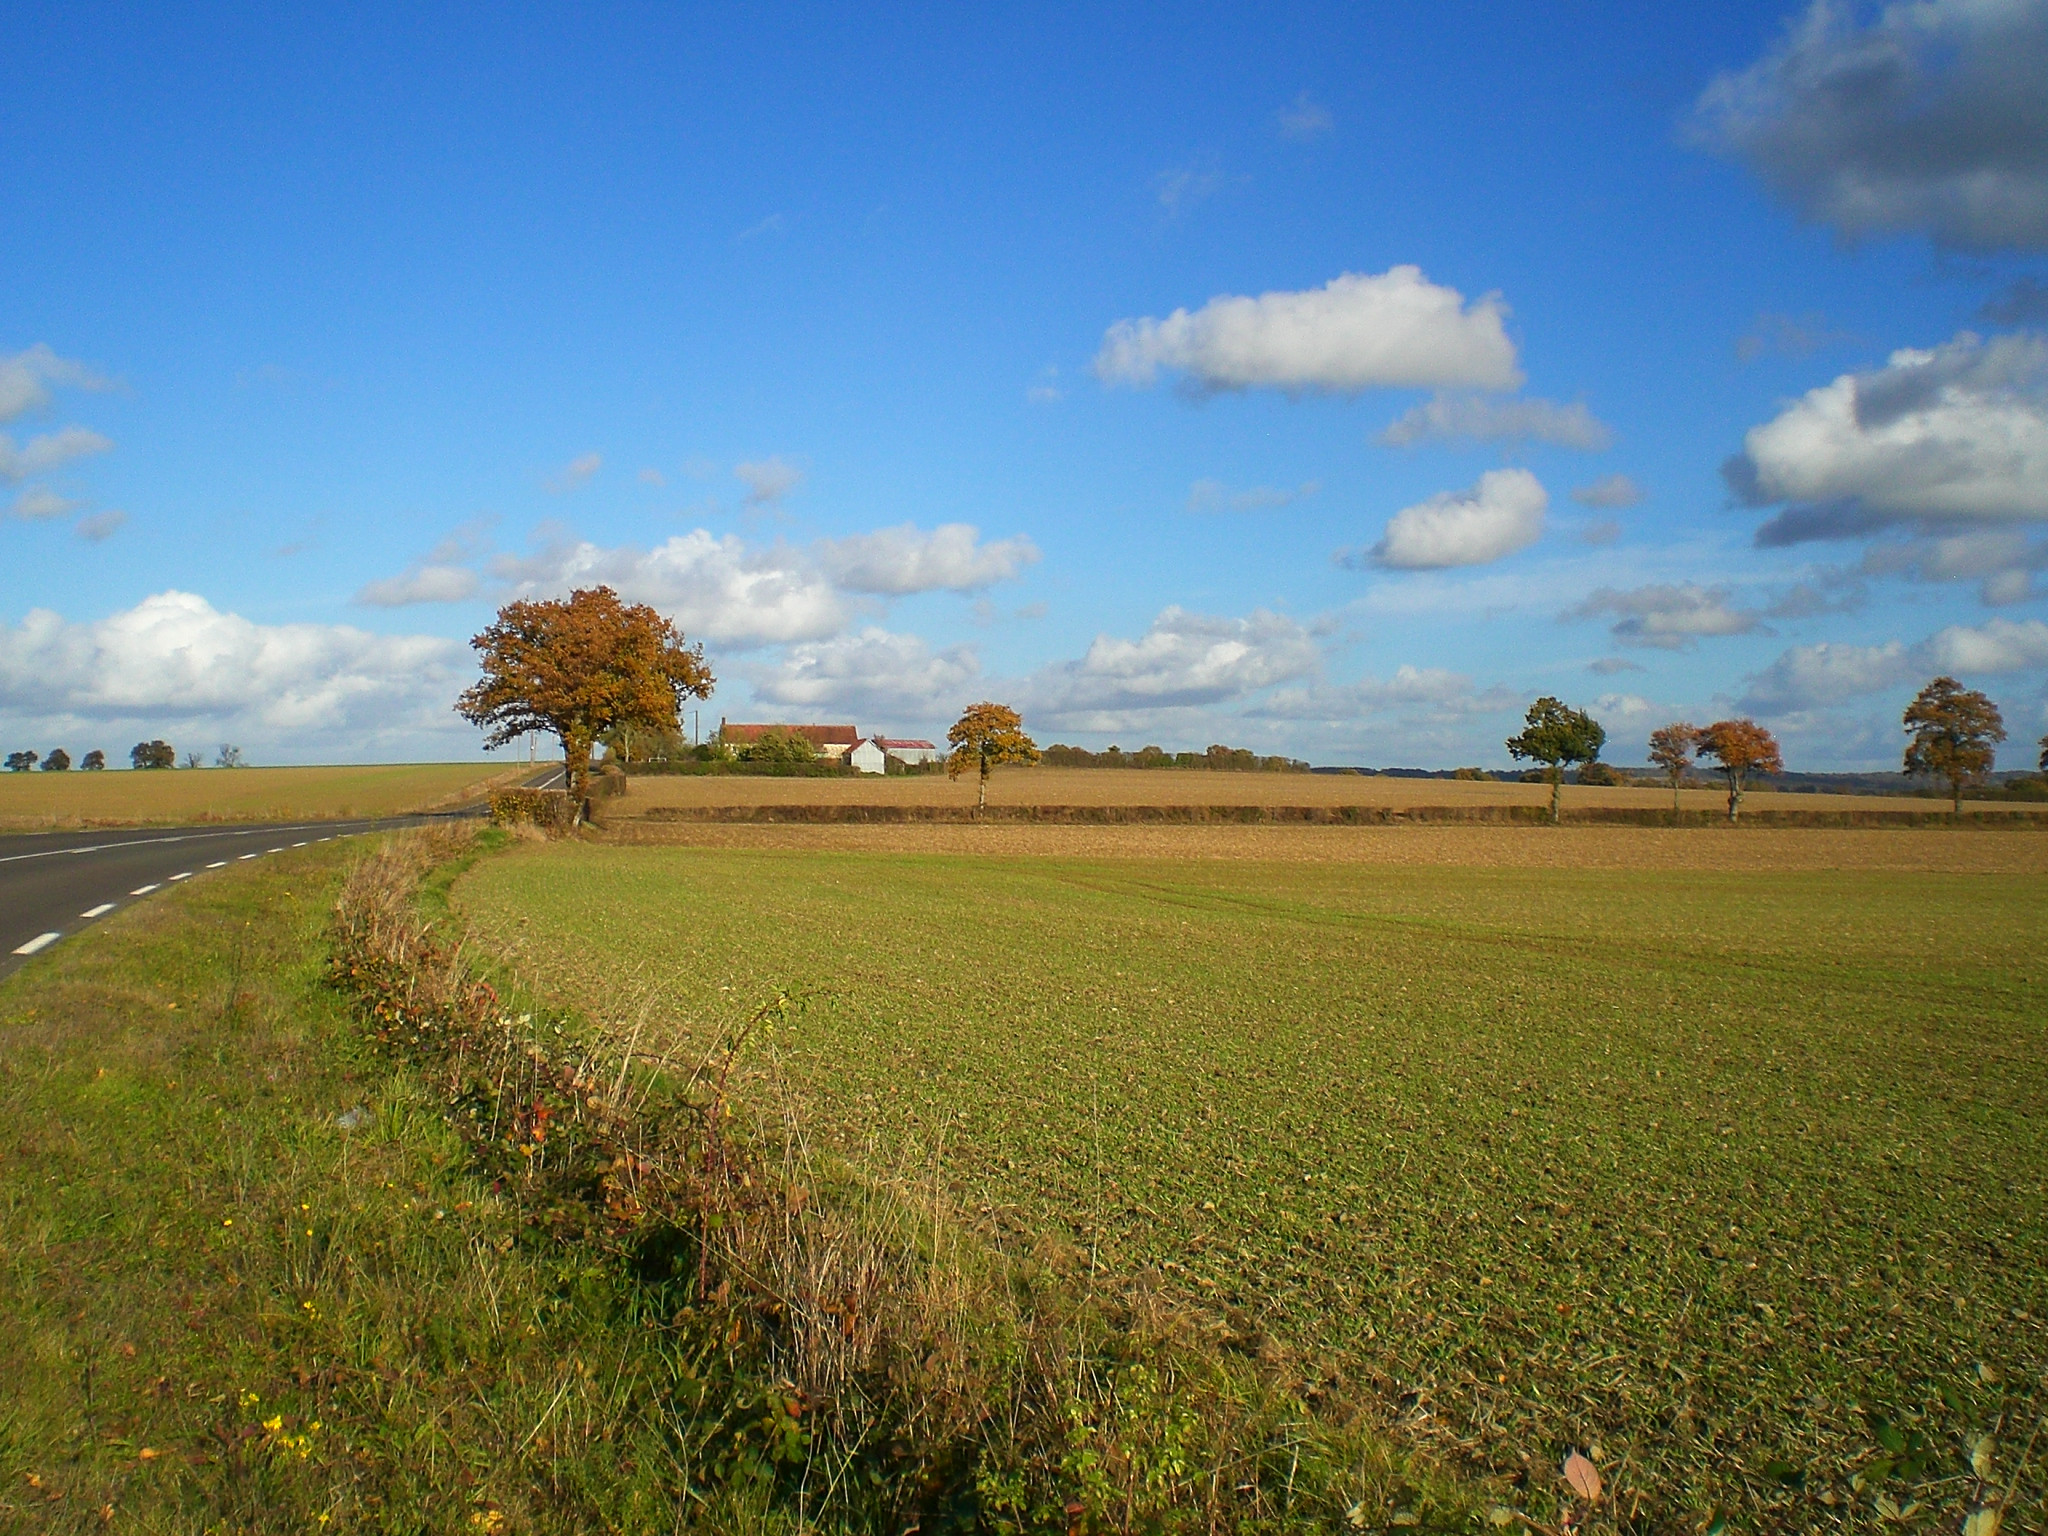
[1514,675,2044,823]
[1039,742,1310,772]
[0,741,252,772]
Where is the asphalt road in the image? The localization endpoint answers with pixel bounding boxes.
[0,766,571,982]
[0,818,423,982]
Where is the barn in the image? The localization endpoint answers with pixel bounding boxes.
[878,737,941,766]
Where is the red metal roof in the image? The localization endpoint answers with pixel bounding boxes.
[876,738,937,750]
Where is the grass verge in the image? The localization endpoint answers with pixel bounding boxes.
[0,832,822,1532]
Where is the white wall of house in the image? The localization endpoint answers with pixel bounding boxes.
[849,739,887,775]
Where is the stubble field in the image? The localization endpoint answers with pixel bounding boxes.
[454,827,2048,1527]
[604,765,2034,821]
[0,762,522,832]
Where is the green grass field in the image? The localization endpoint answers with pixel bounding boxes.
[0,761,521,831]
[457,839,2048,1528]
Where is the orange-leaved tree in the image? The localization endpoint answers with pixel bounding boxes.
[947,701,1038,811]
[1695,718,1782,824]
[458,586,714,808]
[1647,722,1700,812]
[1902,676,2006,815]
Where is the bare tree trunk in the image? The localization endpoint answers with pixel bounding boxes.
[1671,776,1681,813]
[1727,773,1740,824]
[978,759,988,812]
[564,733,593,819]
[1953,780,1963,817]
[1549,765,1562,825]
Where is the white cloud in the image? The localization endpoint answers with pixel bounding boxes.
[354,564,481,607]
[74,510,126,543]
[734,456,803,507]
[1744,616,2048,715]
[1253,665,1517,724]
[813,522,1039,595]
[1025,607,1321,721]
[494,530,850,648]
[0,592,467,749]
[1860,528,2048,604]
[9,486,80,521]
[1732,331,2048,542]
[492,519,1040,648]
[1277,91,1334,141]
[751,628,980,715]
[1572,472,1645,509]
[1690,0,2048,251]
[1924,616,2048,673]
[1364,467,1547,570]
[1094,266,1521,394]
[545,452,603,493]
[1741,638,1913,712]
[0,345,110,424]
[0,426,113,482]
[1378,393,1612,450]
[1186,479,1321,513]
[1566,582,1765,649]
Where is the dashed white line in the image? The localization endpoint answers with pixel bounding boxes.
[237,853,259,861]
[131,884,160,896]
[268,847,284,853]
[12,933,60,956]
[170,872,192,881]
[206,861,228,869]
[292,841,308,848]
[81,903,116,919]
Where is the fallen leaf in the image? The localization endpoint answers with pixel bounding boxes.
[1563,1450,1602,1503]
[1971,1435,1994,1481]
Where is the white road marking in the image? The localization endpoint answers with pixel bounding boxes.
[238,853,259,861]
[12,933,60,956]
[292,841,307,848]
[206,861,228,869]
[170,872,192,881]
[81,903,116,918]
[268,847,284,853]
[131,884,160,895]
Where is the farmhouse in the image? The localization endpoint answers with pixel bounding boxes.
[847,738,887,775]
[717,721,859,760]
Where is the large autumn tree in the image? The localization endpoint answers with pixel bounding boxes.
[458,586,714,807]
[1902,675,2006,815]
[1646,722,1699,812]
[1506,696,1605,824]
[1695,718,1782,824]
[947,701,1038,810]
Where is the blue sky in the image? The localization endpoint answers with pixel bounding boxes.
[5,2,2047,769]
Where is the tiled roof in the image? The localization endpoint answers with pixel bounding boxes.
[720,723,859,746]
